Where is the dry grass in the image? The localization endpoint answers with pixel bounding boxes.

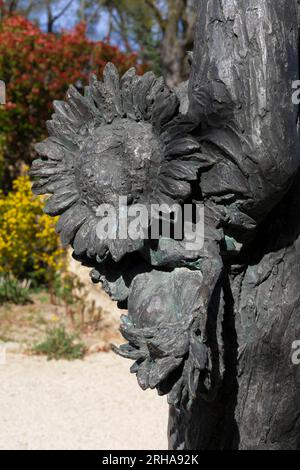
[0,290,122,354]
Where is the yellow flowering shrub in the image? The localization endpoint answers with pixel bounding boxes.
[0,172,65,282]
[0,135,5,185]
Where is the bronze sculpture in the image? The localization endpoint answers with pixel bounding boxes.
[31,0,300,450]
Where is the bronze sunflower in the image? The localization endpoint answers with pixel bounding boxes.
[30,63,212,264]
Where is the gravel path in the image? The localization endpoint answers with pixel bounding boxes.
[0,352,168,450]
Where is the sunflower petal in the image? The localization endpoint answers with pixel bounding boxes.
[165,136,200,157]
[66,85,92,119]
[53,100,81,126]
[35,138,65,161]
[73,216,95,256]
[120,67,139,120]
[120,324,142,346]
[46,119,79,148]
[130,360,141,373]
[32,177,76,196]
[146,342,166,359]
[152,191,178,211]
[149,356,183,389]
[158,177,191,200]
[86,223,108,260]
[108,237,144,263]
[50,117,80,145]
[136,358,150,390]
[167,377,183,406]
[103,62,123,117]
[161,159,200,181]
[111,344,143,360]
[98,83,114,123]
[90,74,116,123]
[152,89,179,130]
[146,77,164,114]
[44,189,79,216]
[178,152,216,169]
[153,331,189,358]
[85,224,97,258]
[133,71,156,120]
[29,159,64,178]
[89,74,102,108]
[83,85,98,115]
[56,204,89,245]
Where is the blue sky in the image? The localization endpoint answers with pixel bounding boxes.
[28,0,111,41]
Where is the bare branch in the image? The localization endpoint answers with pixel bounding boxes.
[52,0,74,23]
[145,0,166,31]
[24,0,41,16]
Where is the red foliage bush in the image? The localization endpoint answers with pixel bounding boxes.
[0,15,146,188]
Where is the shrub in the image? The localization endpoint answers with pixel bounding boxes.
[0,172,65,282]
[33,325,86,360]
[0,275,31,304]
[0,15,147,189]
[52,272,78,306]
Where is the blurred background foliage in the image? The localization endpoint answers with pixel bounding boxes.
[0,0,197,352]
[0,13,145,189]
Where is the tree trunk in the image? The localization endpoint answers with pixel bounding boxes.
[161,0,196,87]
[168,0,300,450]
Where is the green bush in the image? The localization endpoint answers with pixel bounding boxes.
[0,275,32,304]
[33,325,86,360]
